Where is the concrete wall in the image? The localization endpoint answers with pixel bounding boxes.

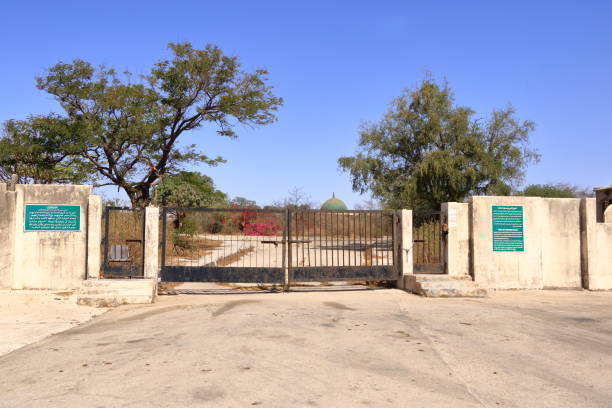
[0,183,101,290]
[470,196,583,289]
[12,185,93,289]
[0,184,16,287]
[582,198,612,290]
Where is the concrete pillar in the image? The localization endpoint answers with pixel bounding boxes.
[397,209,413,288]
[442,202,470,276]
[86,195,102,279]
[144,206,159,280]
[0,184,16,288]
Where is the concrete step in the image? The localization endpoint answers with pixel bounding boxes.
[81,279,154,288]
[403,274,488,298]
[420,287,488,298]
[78,279,156,307]
[80,288,155,296]
[418,280,480,289]
[77,294,154,307]
[411,274,473,282]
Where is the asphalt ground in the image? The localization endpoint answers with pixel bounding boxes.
[1,288,611,407]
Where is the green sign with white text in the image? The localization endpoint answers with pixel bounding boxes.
[492,205,524,252]
[24,204,81,231]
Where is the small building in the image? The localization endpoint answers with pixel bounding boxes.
[321,193,348,211]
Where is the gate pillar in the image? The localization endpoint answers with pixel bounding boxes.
[397,209,413,288]
[86,195,102,279]
[441,202,470,276]
[144,206,160,280]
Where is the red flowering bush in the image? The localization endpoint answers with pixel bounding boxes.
[243,217,282,236]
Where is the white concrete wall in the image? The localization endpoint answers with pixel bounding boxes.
[12,185,93,290]
[470,196,582,289]
[583,198,612,290]
[0,184,16,288]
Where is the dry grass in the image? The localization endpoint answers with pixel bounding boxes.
[166,236,222,261]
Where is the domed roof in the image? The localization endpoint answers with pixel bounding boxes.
[321,193,348,211]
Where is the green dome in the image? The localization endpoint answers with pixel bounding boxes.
[321,194,348,211]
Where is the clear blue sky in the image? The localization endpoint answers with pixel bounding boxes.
[1,0,610,207]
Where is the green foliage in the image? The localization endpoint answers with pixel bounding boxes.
[338,77,539,209]
[0,114,92,184]
[153,171,227,208]
[32,42,282,207]
[519,183,591,198]
[171,217,198,249]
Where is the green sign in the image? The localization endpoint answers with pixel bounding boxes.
[492,205,524,252]
[24,204,81,231]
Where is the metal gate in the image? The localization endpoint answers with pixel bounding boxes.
[289,210,399,282]
[412,210,444,273]
[102,207,145,277]
[159,208,399,284]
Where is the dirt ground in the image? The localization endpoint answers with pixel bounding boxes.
[0,289,107,356]
[1,289,611,407]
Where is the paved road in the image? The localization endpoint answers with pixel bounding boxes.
[1,289,611,407]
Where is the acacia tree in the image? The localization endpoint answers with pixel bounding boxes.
[35,42,283,207]
[0,114,92,184]
[338,78,539,209]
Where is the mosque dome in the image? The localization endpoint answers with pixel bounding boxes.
[321,193,348,211]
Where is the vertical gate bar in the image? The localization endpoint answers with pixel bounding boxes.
[430,214,433,264]
[300,212,304,268]
[102,207,110,276]
[282,209,287,286]
[287,209,292,286]
[307,212,311,267]
[438,213,442,263]
[315,212,319,267]
[352,210,356,266]
[391,212,396,270]
[342,212,345,266]
[370,213,375,266]
[335,212,339,267]
[338,212,341,266]
[333,212,336,267]
[161,208,167,271]
[337,212,340,267]
[320,212,323,267]
[324,213,328,268]
[378,210,387,264]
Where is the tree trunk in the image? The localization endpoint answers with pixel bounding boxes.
[128,186,152,208]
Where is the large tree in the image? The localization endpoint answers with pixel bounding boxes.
[0,114,92,184]
[35,42,282,207]
[338,78,539,209]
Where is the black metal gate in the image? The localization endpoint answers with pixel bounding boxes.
[102,207,145,278]
[159,208,399,284]
[160,208,286,283]
[289,210,399,282]
[412,210,444,273]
